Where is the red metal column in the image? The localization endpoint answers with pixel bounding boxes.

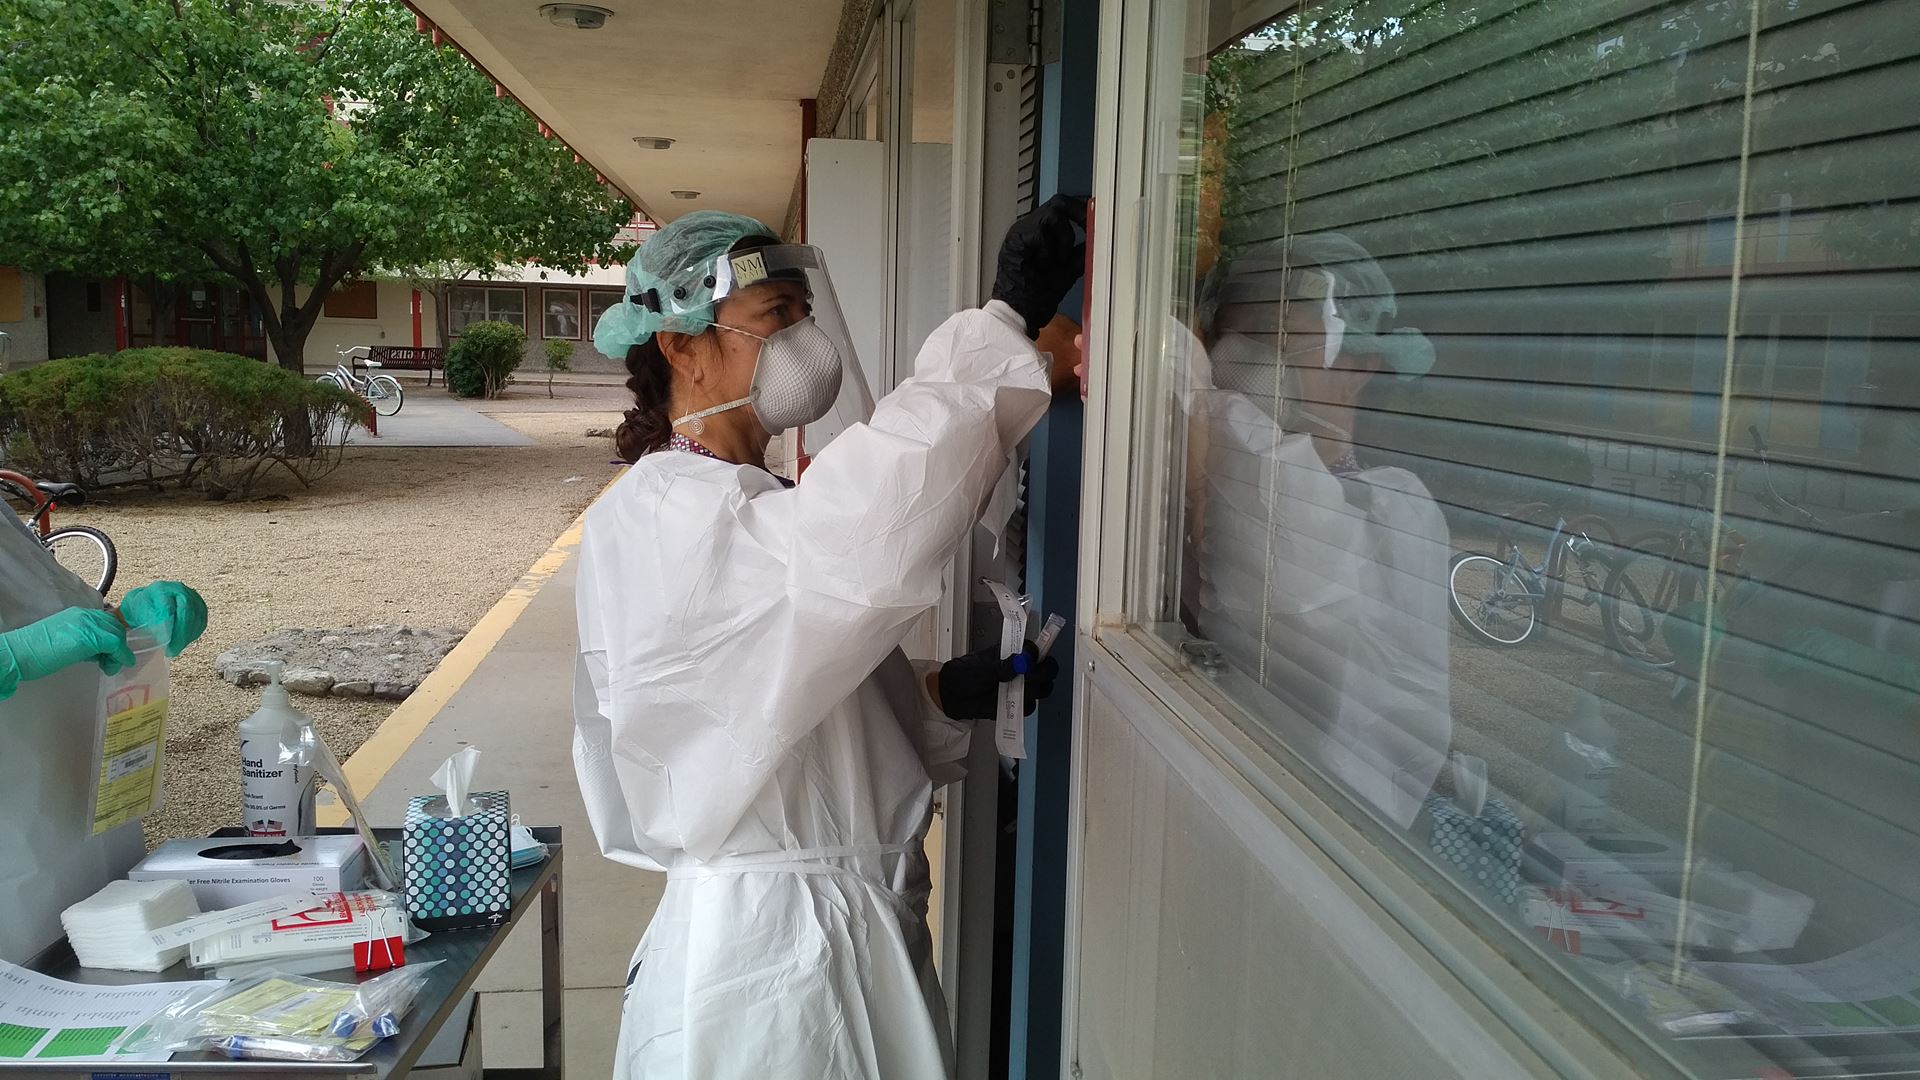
[113,277,129,351]
[411,289,423,347]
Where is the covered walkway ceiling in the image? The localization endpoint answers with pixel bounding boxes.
[406,0,845,228]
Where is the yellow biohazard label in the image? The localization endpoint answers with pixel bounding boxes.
[201,978,359,1036]
[730,252,768,286]
[93,695,166,835]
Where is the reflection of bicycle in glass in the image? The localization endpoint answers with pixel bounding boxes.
[317,346,404,417]
[1447,511,1617,646]
[1600,428,1820,670]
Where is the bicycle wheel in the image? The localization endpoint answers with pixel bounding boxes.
[44,526,117,595]
[1601,534,1691,669]
[1448,552,1539,646]
[367,375,404,416]
[316,373,345,391]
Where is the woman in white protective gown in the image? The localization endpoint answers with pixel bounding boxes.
[573,200,1081,1079]
[1180,234,1455,829]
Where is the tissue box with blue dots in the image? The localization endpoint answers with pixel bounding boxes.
[402,789,512,931]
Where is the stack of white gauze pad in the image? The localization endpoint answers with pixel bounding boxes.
[60,879,201,972]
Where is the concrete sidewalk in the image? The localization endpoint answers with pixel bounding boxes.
[334,520,653,1074]
[344,391,537,447]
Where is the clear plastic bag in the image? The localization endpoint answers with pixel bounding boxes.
[1615,960,1764,1036]
[280,716,398,889]
[88,629,170,835]
[124,961,442,1062]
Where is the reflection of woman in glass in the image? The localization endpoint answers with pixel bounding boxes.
[1181,234,1452,828]
[546,295,579,339]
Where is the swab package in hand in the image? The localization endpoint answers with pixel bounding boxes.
[89,630,169,836]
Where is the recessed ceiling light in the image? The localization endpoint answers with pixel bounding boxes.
[670,190,700,200]
[538,3,612,29]
[632,136,675,150]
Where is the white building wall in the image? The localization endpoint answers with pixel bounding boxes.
[271,282,438,371]
[1070,666,1566,1079]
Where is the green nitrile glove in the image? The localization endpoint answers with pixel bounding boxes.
[118,581,208,658]
[0,607,136,699]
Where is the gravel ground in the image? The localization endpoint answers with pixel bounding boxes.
[1441,517,1699,840]
[49,382,629,847]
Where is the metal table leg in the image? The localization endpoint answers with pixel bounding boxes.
[539,865,564,1080]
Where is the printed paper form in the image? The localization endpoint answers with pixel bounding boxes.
[0,960,217,1062]
[1693,925,1920,1034]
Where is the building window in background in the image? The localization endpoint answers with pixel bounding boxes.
[1128,0,1920,1073]
[447,286,525,336]
[323,280,379,319]
[587,291,620,342]
[542,288,582,340]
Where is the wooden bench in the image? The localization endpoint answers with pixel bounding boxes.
[364,345,446,386]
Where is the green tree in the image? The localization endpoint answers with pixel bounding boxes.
[542,337,573,398]
[0,0,633,375]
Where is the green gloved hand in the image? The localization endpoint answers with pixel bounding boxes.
[0,607,136,699]
[119,581,208,658]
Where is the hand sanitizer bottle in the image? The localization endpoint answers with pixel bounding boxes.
[240,662,317,836]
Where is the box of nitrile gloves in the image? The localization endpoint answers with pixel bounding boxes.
[402,790,511,931]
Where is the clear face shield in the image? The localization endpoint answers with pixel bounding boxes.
[1209,267,1345,413]
[668,244,875,455]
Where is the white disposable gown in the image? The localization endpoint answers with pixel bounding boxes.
[573,302,1050,1079]
[1183,336,1453,829]
[0,504,144,964]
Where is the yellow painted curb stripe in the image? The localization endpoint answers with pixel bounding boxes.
[316,513,586,825]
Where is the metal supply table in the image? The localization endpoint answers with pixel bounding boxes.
[5,826,563,1079]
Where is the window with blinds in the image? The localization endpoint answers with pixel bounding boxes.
[1135,0,1920,1071]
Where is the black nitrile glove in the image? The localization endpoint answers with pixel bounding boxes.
[936,640,1062,721]
[991,193,1089,339]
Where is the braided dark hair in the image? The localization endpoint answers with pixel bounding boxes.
[614,338,674,463]
[612,232,782,464]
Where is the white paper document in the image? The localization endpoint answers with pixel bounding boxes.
[0,959,218,1062]
[1693,925,1920,1034]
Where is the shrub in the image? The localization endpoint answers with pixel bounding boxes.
[542,338,572,398]
[445,321,525,399]
[0,348,369,497]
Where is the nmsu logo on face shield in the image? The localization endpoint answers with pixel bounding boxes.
[729,252,768,287]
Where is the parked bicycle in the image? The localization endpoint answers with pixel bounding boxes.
[317,346,404,416]
[0,469,117,594]
[1447,510,1618,647]
[1600,427,1820,670]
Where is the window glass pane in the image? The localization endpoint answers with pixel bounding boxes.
[488,288,525,315]
[543,289,581,339]
[448,286,486,336]
[488,287,526,329]
[1133,0,1920,1071]
[588,291,619,325]
[895,0,956,369]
